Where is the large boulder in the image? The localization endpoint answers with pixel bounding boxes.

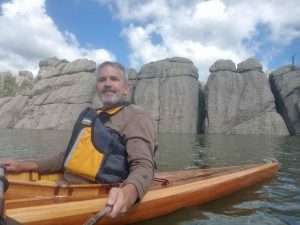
[269,65,300,135]
[127,68,138,102]
[134,57,204,133]
[0,57,97,130]
[0,95,29,128]
[206,58,289,135]
[209,59,236,73]
[37,57,96,79]
[237,58,263,73]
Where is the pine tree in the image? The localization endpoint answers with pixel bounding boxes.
[291,55,295,71]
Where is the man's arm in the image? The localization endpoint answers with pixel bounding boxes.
[106,183,138,218]
[0,159,38,172]
[106,112,157,217]
[0,151,65,173]
[122,113,157,200]
[35,151,65,173]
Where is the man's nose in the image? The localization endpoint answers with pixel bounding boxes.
[103,79,113,87]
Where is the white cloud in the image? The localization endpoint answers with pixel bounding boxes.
[100,0,300,81]
[0,0,115,75]
[2,0,299,81]
[122,24,168,69]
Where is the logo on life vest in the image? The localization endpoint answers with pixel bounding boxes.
[81,117,92,126]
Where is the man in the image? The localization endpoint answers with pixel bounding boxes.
[0,61,157,218]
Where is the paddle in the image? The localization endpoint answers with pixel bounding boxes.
[0,166,9,225]
[82,204,112,225]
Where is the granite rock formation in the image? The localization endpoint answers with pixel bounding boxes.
[133,57,203,133]
[269,65,300,135]
[0,58,97,129]
[0,95,28,128]
[0,56,298,135]
[206,58,289,135]
[127,68,138,102]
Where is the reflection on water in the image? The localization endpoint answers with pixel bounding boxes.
[156,133,279,171]
[0,129,299,225]
[0,129,71,159]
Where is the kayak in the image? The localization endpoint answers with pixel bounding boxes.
[4,162,277,225]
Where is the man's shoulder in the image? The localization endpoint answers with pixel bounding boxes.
[122,104,156,133]
[124,104,150,115]
[121,104,155,123]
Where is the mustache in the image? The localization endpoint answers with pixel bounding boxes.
[102,87,115,93]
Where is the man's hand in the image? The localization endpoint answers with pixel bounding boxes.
[0,159,38,172]
[106,183,138,218]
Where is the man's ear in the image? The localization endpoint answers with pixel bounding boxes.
[124,83,131,95]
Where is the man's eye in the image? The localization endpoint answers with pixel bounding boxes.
[111,77,119,81]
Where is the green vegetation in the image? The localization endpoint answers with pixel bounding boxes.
[0,73,17,97]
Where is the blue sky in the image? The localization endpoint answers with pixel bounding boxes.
[0,0,299,82]
[46,0,129,65]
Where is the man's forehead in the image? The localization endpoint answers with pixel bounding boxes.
[98,66,122,76]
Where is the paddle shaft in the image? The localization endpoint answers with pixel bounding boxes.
[83,205,112,225]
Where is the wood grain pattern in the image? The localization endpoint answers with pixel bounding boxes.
[5,162,278,225]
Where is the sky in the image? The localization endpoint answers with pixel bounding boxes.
[0,0,299,82]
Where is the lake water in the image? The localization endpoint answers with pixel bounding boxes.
[0,129,299,225]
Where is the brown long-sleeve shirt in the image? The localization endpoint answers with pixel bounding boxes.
[36,104,157,200]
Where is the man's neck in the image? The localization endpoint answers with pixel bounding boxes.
[101,101,131,111]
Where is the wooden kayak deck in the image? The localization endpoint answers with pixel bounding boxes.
[5,162,278,225]
[5,164,255,202]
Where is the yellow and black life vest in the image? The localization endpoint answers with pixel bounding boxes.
[63,103,129,183]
